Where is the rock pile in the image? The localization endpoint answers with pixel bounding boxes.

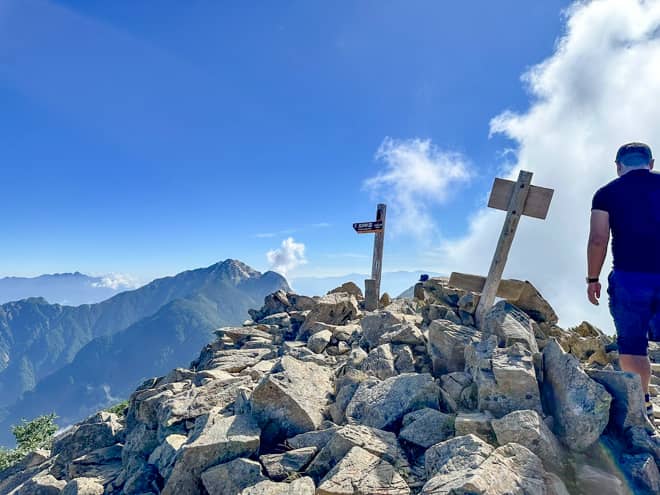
[2,279,660,494]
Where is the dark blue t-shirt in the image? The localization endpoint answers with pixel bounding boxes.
[592,169,660,273]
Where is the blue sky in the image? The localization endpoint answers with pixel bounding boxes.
[1,0,572,282]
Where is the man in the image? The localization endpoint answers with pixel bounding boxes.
[588,142,660,426]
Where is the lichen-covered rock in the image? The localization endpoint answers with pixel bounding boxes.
[345,373,440,429]
[250,356,333,443]
[427,320,481,376]
[424,434,494,479]
[162,412,260,495]
[316,446,410,495]
[482,301,539,353]
[491,410,565,473]
[399,408,455,448]
[361,344,397,380]
[305,425,407,482]
[542,340,611,451]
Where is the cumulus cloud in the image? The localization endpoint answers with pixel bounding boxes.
[267,237,308,276]
[92,273,141,290]
[364,137,472,238]
[434,0,660,331]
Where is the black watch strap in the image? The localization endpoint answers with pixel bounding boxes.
[586,277,599,284]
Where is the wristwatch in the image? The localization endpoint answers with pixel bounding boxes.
[586,277,599,284]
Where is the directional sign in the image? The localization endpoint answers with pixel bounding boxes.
[353,221,384,234]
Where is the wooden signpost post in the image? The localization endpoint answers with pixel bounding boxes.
[354,204,387,311]
[449,170,554,328]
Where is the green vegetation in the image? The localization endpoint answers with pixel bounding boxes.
[105,400,129,417]
[0,413,57,472]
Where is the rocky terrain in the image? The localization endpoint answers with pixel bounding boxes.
[2,277,660,494]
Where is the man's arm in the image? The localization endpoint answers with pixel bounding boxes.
[587,209,610,305]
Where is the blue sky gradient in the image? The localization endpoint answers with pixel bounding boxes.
[1,0,572,281]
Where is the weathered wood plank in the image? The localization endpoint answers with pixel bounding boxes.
[371,204,387,304]
[488,178,554,220]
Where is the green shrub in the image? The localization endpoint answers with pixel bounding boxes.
[0,413,58,472]
[105,400,129,417]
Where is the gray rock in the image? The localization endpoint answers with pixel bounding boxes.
[575,464,626,495]
[308,330,332,354]
[285,425,341,450]
[393,345,416,374]
[399,409,455,448]
[15,474,66,495]
[360,311,408,350]
[300,293,360,334]
[627,425,660,467]
[200,458,266,495]
[482,301,539,353]
[162,412,260,495]
[474,343,542,418]
[345,373,440,429]
[586,370,648,433]
[68,444,122,482]
[61,478,104,495]
[542,340,611,451]
[195,347,272,373]
[260,447,317,481]
[147,434,187,480]
[379,323,425,346]
[328,282,364,300]
[544,473,571,495]
[508,281,558,325]
[440,372,472,404]
[316,446,410,495]
[305,425,407,482]
[454,412,496,445]
[424,434,494,479]
[427,320,481,376]
[621,453,660,494]
[491,410,565,473]
[421,443,546,495]
[239,477,316,494]
[361,344,397,380]
[250,356,333,443]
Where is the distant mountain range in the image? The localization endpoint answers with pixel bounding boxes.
[290,270,443,298]
[0,260,289,447]
[0,272,140,306]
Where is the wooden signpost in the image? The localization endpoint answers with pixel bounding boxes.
[354,204,387,311]
[449,170,554,328]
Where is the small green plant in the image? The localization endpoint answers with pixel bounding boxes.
[105,400,129,417]
[0,413,58,472]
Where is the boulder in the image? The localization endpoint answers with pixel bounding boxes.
[239,477,316,494]
[305,425,407,482]
[507,281,558,325]
[250,356,333,443]
[15,474,66,495]
[360,312,408,350]
[68,444,123,482]
[473,343,542,418]
[200,458,266,494]
[393,345,416,374]
[162,412,260,495]
[308,330,332,354]
[399,408,455,448]
[328,282,364,300]
[621,453,660,494]
[586,370,648,433]
[542,340,611,451]
[379,323,425,346]
[260,447,317,481]
[300,293,360,334]
[427,320,481,376]
[361,344,397,380]
[345,373,440,430]
[454,412,496,445]
[316,446,410,495]
[491,410,564,473]
[482,301,539,353]
[147,434,187,480]
[61,478,105,495]
[285,425,341,451]
[424,434,494,479]
[421,443,546,495]
[328,370,372,424]
[575,464,626,495]
[440,372,472,404]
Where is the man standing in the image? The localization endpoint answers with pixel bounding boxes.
[588,142,660,425]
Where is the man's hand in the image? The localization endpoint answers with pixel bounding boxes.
[587,281,602,305]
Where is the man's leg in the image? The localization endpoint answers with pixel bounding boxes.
[619,353,651,395]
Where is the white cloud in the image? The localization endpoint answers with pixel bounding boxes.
[364,137,472,238]
[92,273,140,290]
[267,237,308,276]
[434,0,660,331]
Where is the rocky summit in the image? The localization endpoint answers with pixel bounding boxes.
[2,278,660,494]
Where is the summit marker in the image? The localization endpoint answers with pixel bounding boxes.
[354,204,387,310]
